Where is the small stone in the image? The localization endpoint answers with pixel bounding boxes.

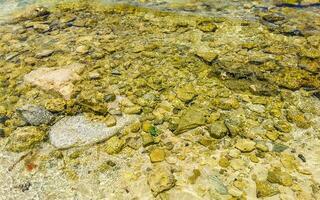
[195,48,218,63]
[213,98,240,110]
[230,159,246,170]
[126,136,141,150]
[266,131,279,141]
[175,108,206,134]
[274,120,292,133]
[149,148,166,163]
[255,142,269,152]
[130,121,141,133]
[207,112,220,123]
[287,108,310,129]
[44,98,66,113]
[105,115,117,127]
[141,131,154,147]
[249,154,259,163]
[122,106,142,114]
[76,45,90,54]
[219,157,230,168]
[142,121,153,132]
[209,121,228,139]
[103,136,125,155]
[147,165,175,196]
[235,139,256,152]
[267,167,293,186]
[88,71,101,80]
[6,126,46,152]
[197,21,218,32]
[35,49,54,58]
[17,104,54,126]
[33,23,50,33]
[104,93,116,102]
[225,117,243,137]
[176,85,195,103]
[280,153,298,170]
[256,181,280,198]
[272,143,288,152]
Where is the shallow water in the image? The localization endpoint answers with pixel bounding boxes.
[0,0,320,199]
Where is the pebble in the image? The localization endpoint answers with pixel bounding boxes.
[149,148,166,162]
[103,136,125,155]
[141,131,154,147]
[175,108,206,134]
[267,167,293,186]
[209,121,228,139]
[255,181,280,198]
[147,165,175,196]
[6,126,46,152]
[35,49,54,58]
[272,143,288,152]
[17,104,54,126]
[235,138,256,152]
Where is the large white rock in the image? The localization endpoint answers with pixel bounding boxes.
[24,63,85,99]
[49,114,139,149]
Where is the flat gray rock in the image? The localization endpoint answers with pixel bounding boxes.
[17,104,54,126]
[49,114,138,149]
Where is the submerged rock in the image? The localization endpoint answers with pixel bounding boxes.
[175,108,206,134]
[255,181,280,198]
[235,139,256,152]
[147,165,176,196]
[149,148,166,163]
[24,63,85,100]
[209,120,228,139]
[267,167,293,186]
[17,104,53,126]
[49,114,139,149]
[6,126,46,152]
[103,136,125,154]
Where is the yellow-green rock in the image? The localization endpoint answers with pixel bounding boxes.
[103,136,125,155]
[6,126,46,152]
[255,181,280,198]
[149,148,166,163]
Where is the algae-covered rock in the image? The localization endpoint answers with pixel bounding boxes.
[103,136,125,155]
[255,181,280,198]
[176,84,196,103]
[286,107,310,129]
[175,108,206,134]
[17,104,54,126]
[149,148,166,163]
[267,167,293,186]
[141,131,154,147]
[212,98,240,110]
[147,165,176,196]
[235,139,256,152]
[6,126,46,152]
[49,114,138,149]
[209,120,228,139]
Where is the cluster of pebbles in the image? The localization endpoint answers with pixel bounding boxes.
[0,0,319,199]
